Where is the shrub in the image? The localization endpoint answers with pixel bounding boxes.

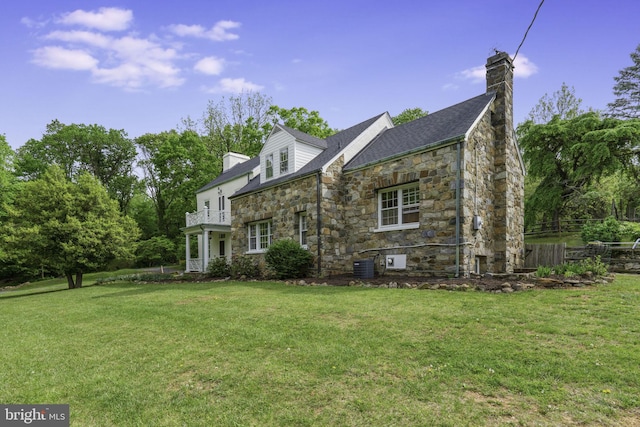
[264,239,313,279]
[135,236,178,267]
[230,255,261,279]
[206,257,230,278]
[535,265,552,277]
[581,217,622,244]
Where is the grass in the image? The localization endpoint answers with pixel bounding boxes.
[1,275,640,426]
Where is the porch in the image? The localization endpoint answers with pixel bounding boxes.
[183,209,232,273]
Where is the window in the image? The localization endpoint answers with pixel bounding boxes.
[266,154,273,179]
[299,212,308,248]
[280,148,289,174]
[248,220,272,252]
[218,196,226,222]
[378,184,420,229]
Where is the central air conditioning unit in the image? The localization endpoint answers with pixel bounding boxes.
[386,254,406,270]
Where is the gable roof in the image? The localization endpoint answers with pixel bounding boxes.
[276,124,327,149]
[231,113,387,198]
[344,92,495,171]
[196,156,260,193]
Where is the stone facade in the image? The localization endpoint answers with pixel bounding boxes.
[229,52,524,278]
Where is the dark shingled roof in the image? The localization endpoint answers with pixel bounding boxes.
[344,92,495,171]
[231,113,387,198]
[278,124,327,149]
[196,156,260,194]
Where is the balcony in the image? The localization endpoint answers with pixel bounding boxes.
[185,209,231,227]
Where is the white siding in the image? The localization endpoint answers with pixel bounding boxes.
[261,131,295,182]
[260,129,324,182]
[294,142,323,171]
[196,173,253,212]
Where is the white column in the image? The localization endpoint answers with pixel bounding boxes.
[202,229,210,272]
[185,234,191,272]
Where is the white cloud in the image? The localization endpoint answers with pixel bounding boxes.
[169,20,241,41]
[194,56,225,75]
[513,54,538,78]
[57,7,133,32]
[457,54,539,83]
[28,9,241,90]
[31,46,98,70]
[46,30,111,49]
[205,77,264,93]
[21,17,47,29]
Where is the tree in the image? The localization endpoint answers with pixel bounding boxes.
[14,120,138,211]
[608,44,640,119]
[519,112,640,231]
[136,130,218,240]
[1,166,139,287]
[0,134,15,218]
[182,92,274,170]
[525,82,584,124]
[267,106,336,138]
[391,108,428,126]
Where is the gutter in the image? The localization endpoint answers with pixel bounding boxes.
[316,171,322,276]
[455,141,462,277]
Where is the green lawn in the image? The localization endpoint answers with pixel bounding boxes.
[1,275,639,426]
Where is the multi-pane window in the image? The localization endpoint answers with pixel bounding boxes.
[280,148,289,174]
[266,153,274,179]
[299,213,308,247]
[248,220,272,252]
[378,184,420,228]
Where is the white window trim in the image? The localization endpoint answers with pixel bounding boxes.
[374,183,421,232]
[246,220,273,253]
[265,153,274,179]
[299,212,308,249]
[280,147,289,174]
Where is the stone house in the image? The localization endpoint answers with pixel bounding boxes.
[184,52,525,277]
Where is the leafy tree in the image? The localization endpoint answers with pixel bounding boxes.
[0,134,15,218]
[14,120,138,211]
[391,108,428,126]
[267,106,336,138]
[525,82,584,124]
[182,92,274,171]
[1,166,139,288]
[136,130,218,240]
[135,236,177,267]
[519,112,640,231]
[608,44,640,119]
[127,190,160,240]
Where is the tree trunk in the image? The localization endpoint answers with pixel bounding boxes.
[66,273,76,289]
[75,272,83,288]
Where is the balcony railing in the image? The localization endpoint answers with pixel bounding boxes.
[185,209,231,227]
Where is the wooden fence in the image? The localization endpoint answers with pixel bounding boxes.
[524,243,566,268]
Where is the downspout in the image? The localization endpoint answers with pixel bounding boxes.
[455,141,462,277]
[316,171,322,276]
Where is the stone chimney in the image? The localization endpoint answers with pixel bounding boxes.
[223,152,250,172]
[486,51,514,142]
[485,51,523,274]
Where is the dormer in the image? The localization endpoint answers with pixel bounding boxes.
[260,124,327,183]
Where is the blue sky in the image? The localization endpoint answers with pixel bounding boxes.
[1,0,639,149]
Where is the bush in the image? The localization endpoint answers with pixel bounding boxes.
[536,255,608,278]
[264,239,313,279]
[230,255,261,279]
[206,257,230,278]
[581,217,622,244]
[135,236,178,267]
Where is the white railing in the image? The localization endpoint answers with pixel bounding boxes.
[187,258,203,273]
[185,209,231,227]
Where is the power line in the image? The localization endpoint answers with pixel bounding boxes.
[513,0,545,63]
